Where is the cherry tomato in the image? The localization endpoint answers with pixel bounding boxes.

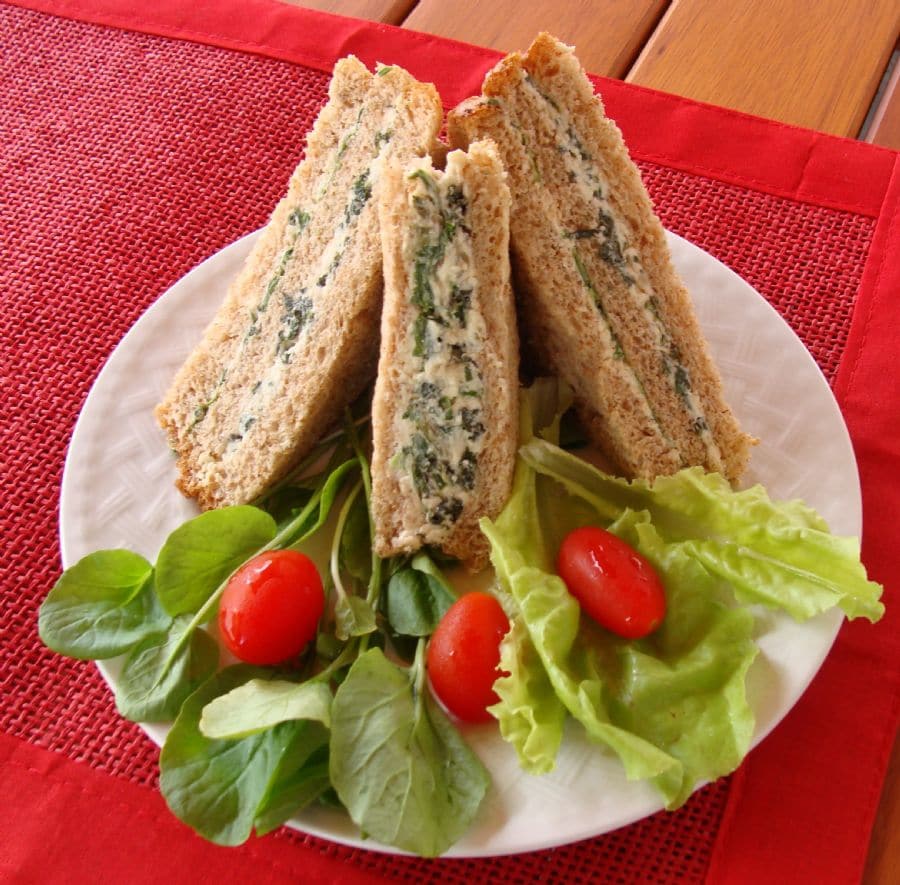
[426,592,510,723]
[556,526,666,639]
[218,549,324,665]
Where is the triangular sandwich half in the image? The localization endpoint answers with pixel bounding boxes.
[448,34,755,483]
[371,141,518,570]
[156,59,443,509]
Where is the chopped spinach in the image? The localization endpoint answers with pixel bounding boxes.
[344,169,372,225]
[449,284,472,325]
[287,208,310,230]
[674,364,692,400]
[456,449,477,490]
[316,251,342,288]
[395,168,485,527]
[428,497,463,525]
[189,369,227,430]
[275,292,314,364]
[405,432,450,498]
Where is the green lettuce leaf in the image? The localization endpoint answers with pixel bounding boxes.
[483,460,757,805]
[489,616,566,775]
[480,395,882,808]
[520,438,884,622]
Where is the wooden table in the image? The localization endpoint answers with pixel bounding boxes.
[295,0,900,148]
[289,1,899,880]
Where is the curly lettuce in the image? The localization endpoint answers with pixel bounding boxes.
[481,382,883,808]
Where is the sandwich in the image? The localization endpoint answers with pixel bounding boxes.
[156,58,443,509]
[447,34,755,483]
[370,141,518,570]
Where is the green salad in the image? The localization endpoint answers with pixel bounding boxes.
[38,381,883,856]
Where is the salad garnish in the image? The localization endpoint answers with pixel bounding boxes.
[38,382,884,854]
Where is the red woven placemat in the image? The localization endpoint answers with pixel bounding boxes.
[1,3,895,883]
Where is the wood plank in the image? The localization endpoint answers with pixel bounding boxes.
[627,0,900,137]
[865,54,900,150]
[276,0,416,26]
[864,731,900,884]
[402,0,670,78]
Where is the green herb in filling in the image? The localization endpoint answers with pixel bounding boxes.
[228,414,257,445]
[565,211,634,286]
[189,369,227,430]
[572,247,626,363]
[344,170,372,225]
[397,170,486,528]
[258,246,294,314]
[428,498,463,525]
[317,251,342,288]
[524,73,560,111]
[275,293,314,364]
[525,78,713,452]
[287,208,310,230]
[448,285,472,326]
[326,106,365,188]
[673,365,692,399]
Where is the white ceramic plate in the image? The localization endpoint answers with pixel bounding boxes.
[59,230,858,857]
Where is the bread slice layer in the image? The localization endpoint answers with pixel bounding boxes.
[448,34,754,483]
[156,59,443,509]
[371,141,518,569]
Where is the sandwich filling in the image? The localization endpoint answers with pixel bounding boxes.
[189,105,397,466]
[392,167,486,529]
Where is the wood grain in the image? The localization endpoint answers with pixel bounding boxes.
[865,56,900,150]
[864,731,900,884]
[276,0,416,25]
[402,0,669,77]
[627,0,900,137]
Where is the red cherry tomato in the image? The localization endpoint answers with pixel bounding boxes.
[556,526,666,639]
[218,550,324,665]
[426,592,510,723]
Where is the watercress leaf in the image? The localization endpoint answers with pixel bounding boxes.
[160,666,323,846]
[334,595,377,641]
[260,484,316,530]
[115,617,218,723]
[38,550,168,659]
[200,679,332,739]
[254,741,331,836]
[329,648,489,857]
[409,552,454,592]
[339,492,371,583]
[155,506,277,617]
[385,565,454,637]
[289,460,359,545]
[315,630,344,661]
[384,627,418,664]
